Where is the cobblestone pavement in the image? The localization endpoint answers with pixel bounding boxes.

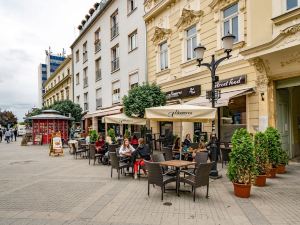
[0,140,299,225]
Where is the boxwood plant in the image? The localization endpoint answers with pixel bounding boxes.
[228,128,257,184]
[254,132,269,175]
[265,127,281,167]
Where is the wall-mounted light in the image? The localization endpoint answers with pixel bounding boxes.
[261,92,265,101]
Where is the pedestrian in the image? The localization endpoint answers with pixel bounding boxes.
[0,129,2,142]
[10,129,14,142]
[5,129,11,143]
[14,128,18,141]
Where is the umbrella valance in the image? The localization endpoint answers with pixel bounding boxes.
[103,113,147,125]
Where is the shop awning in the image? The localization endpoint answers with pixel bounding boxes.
[103,113,147,125]
[84,106,122,119]
[186,88,255,107]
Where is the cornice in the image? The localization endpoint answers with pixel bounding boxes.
[272,7,300,25]
[209,0,240,10]
[175,8,204,31]
[144,0,174,22]
[151,26,172,44]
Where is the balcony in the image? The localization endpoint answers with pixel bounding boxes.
[83,77,88,88]
[111,58,120,72]
[96,98,102,108]
[95,70,101,81]
[95,41,101,53]
[111,24,119,39]
[84,102,89,111]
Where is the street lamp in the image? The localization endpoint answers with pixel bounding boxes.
[194,33,235,178]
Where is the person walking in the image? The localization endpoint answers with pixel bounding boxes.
[5,129,11,143]
[0,129,3,142]
[14,128,18,141]
[10,129,14,142]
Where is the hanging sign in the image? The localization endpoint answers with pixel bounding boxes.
[215,75,247,89]
[166,85,201,100]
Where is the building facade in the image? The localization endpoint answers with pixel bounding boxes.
[43,56,73,107]
[38,63,47,108]
[71,0,146,133]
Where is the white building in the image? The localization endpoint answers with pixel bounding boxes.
[71,0,146,133]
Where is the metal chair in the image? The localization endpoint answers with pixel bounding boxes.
[179,162,212,202]
[109,152,133,179]
[89,144,102,165]
[72,143,87,159]
[144,161,177,201]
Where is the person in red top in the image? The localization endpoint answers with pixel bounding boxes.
[130,135,139,145]
[95,135,105,153]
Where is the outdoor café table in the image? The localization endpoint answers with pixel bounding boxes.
[159,160,196,196]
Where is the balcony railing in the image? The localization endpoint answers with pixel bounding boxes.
[83,77,88,88]
[95,70,101,81]
[96,98,102,108]
[111,24,119,39]
[111,58,119,72]
[84,102,89,111]
[94,41,101,53]
[112,94,120,104]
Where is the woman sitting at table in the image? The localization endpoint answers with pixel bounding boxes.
[132,138,151,179]
[119,138,136,157]
[183,133,192,148]
[192,141,207,159]
[172,137,182,160]
[95,135,105,153]
[130,135,139,145]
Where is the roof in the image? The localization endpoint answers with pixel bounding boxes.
[26,110,74,120]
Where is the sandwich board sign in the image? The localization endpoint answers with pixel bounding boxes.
[49,132,64,156]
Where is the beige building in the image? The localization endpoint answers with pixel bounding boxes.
[144,0,300,158]
[43,56,73,107]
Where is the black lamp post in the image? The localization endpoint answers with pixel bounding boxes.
[194,33,235,178]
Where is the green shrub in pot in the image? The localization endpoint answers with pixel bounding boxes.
[265,127,281,167]
[254,132,269,175]
[89,130,98,143]
[278,149,289,165]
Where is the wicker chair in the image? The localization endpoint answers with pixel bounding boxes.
[89,144,102,165]
[179,162,212,202]
[109,152,133,179]
[72,143,88,159]
[145,161,177,201]
[162,147,173,161]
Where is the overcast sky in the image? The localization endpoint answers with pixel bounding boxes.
[0,0,95,121]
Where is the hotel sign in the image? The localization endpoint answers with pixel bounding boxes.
[166,85,201,100]
[215,75,247,89]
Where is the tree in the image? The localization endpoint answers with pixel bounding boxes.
[123,83,166,118]
[0,110,18,127]
[25,108,42,118]
[44,100,83,122]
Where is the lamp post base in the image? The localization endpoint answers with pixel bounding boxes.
[209,170,222,179]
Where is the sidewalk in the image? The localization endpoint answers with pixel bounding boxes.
[0,140,299,225]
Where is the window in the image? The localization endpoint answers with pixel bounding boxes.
[84,92,88,111]
[76,73,80,85]
[111,45,120,72]
[96,88,102,108]
[129,73,138,89]
[75,50,79,63]
[111,10,119,39]
[223,3,238,42]
[112,81,120,104]
[128,0,136,13]
[66,88,69,100]
[61,91,64,100]
[76,95,80,104]
[95,28,101,52]
[95,58,101,81]
[160,42,168,70]
[83,42,88,62]
[129,30,138,52]
[67,68,70,76]
[83,67,88,88]
[287,0,298,10]
[186,26,197,60]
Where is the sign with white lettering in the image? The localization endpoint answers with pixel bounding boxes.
[165,85,201,100]
[215,75,246,89]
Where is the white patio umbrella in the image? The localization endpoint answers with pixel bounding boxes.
[145,104,216,159]
[103,113,147,125]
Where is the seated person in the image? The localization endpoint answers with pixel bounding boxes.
[132,138,151,179]
[172,137,182,160]
[192,141,207,158]
[130,135,139,145]
[183,133,192,148]
[119,138,135,157]
[95,135,105,153]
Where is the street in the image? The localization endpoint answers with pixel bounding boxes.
[0,140,299,225]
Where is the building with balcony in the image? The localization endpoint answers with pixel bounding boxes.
[71,0,146,133]
[43,56,73,107]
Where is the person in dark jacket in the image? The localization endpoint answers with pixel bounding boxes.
[14,128,18,141]
[132,138,151,179]
[0,129,2,142]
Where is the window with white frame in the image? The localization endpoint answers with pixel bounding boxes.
[83,42,88,62]
[160,42,168,70]
[128,0,136,13]
[111,44,120,71]
[129,30,138,52]
[76,95,80,104]
[75,50,79,63]
[286,0,299,10]
[83,67,88,88]
[129,73,138,89]
[84,92,88,111]
[76,73,79,85]
[95,58,101,81]
[112,81,120,104]
[94,28,101,52]
[223,3,239,43]
[96,88,102,108]
[186,25,197,60]
[111,10,119,39]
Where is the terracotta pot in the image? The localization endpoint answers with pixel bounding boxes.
[267,167,277,178]
[277,164,286,174]
[255,175,267,187]
[233,183,252,198]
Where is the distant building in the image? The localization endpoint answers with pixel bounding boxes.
[37,51,65,107]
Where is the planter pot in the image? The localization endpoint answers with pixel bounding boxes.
[255,175,267,187]
[233,183,252,198]
[277,164,286,174]
[267,167,277,178]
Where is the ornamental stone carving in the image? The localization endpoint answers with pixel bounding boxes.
[209,0,241,10]
[280,51,300,67]
[252,58,270,91]
[175,8,203,31]
[280,23,300,35]
[252,58,266,74]
[151,26,172,44]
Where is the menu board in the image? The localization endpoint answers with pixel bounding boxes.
[49,132,64,156]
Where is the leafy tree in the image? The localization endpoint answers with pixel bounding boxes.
[0,110,18,127]
[123,83,166,118]
[227,128,257,184]
[25,108,42,118]
[44,100,83,122]
[254,132,269,175]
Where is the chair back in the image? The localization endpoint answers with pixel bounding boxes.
[115,147,120,156]
[71,143,77,154]
[195,152,208,165]
[145,161,163,186]
[108,144,119,153]
[109,152,119,169]
[89,144,96,158]
[190,143,199,149]
[194,162,212,187]
[152,153,165,162]
[162,147,173,161]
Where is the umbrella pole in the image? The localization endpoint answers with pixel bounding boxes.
[180,121,182,161]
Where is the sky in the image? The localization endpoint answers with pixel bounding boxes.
[0,0,96,121]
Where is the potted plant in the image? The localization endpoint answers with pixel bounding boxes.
[124,129,131,139]
[277,148,289,174]
[89,130,98,144]
[265,127,280,178]
[228,128,257,198]
[107,128,116,144]
[254,132,269,187]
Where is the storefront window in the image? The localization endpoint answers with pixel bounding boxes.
[160,122,173,136]
[220,95,246,142]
